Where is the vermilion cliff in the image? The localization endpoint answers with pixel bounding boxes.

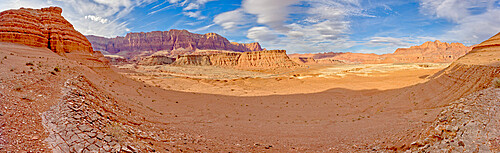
[289,40,473,64]
[173,50,298,68]
[86,30,264,58]
[0,7,94,55]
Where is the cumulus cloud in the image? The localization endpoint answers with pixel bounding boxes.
[183,0,215,10]
[183,11,206,19]
[240,0,368,53]
[213,9,252,30]
[419,0,500,44]
[84,15,109,24]
[242,0,300,32]
[208,0,376,53]
[246,27,278,42]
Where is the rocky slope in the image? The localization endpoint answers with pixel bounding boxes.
[86,30,264,58]
[173,50,298,68]
[289,40,472,64]
[0,7,94,55]
[376,33,500,152]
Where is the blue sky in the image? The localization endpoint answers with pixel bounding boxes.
[1,0,500,54]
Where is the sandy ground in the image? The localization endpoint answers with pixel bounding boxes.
[1,42,498,152]
[119,63,449,96]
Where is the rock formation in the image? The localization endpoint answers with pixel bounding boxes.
[398,33,500,152]
[138,55,176,66]
[173,50,298,68]
[86,30,264,58]
[289,40,472,64]
[291,57,344,65]
[104,55,130,65]
[0,7,94,55]
[389,40,471,63]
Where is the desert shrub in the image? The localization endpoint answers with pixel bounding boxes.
[26,62,34,66]
[54,67,60,72]
[14,85,22,91]
[495,78,500,88]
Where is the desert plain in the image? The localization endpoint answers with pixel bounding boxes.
[0,4,499,153]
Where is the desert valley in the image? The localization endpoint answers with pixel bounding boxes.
[0,2,499,153]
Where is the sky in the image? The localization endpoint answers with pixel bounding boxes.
[1,0,500,54]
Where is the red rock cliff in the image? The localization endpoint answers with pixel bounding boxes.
[290,40,473,64]
[0,7,94,55]
[173,50,298,68]
[86,30,263,56]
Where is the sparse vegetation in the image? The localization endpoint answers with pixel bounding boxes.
[494,78,500,88]
[105,122,126,141]
[14,85,22,91]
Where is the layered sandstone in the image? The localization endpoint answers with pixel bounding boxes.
[86,30,263,58]
[138,55,176,66]
[173,50,298,68]
[399,33,500,152]
[289,41,472,64]
[0,7,94,55]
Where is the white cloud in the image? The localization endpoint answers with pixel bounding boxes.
[366,37,414,47]
[191,23,215,32]
[183,11,206,19]
[242,0,300,32]
[213,9,252,30]
[246,27,278,42]
[183,0,215,10]
[150,0,212,19]
[419,0,500,44]
[235,0,368,53]
[84,15,109,24]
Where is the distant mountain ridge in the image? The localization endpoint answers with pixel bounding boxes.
[86,29,263,58]
[289,40,473,64]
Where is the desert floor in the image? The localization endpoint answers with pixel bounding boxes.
[107,63,451,151]
[120,63,448,96]
[2,42,497,152]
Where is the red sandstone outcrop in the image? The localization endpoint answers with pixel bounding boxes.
[138,55,176,66]
[86,30,264,58]
[289,41,473,64]
[173,50,298,68]
[0,7,94,55]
